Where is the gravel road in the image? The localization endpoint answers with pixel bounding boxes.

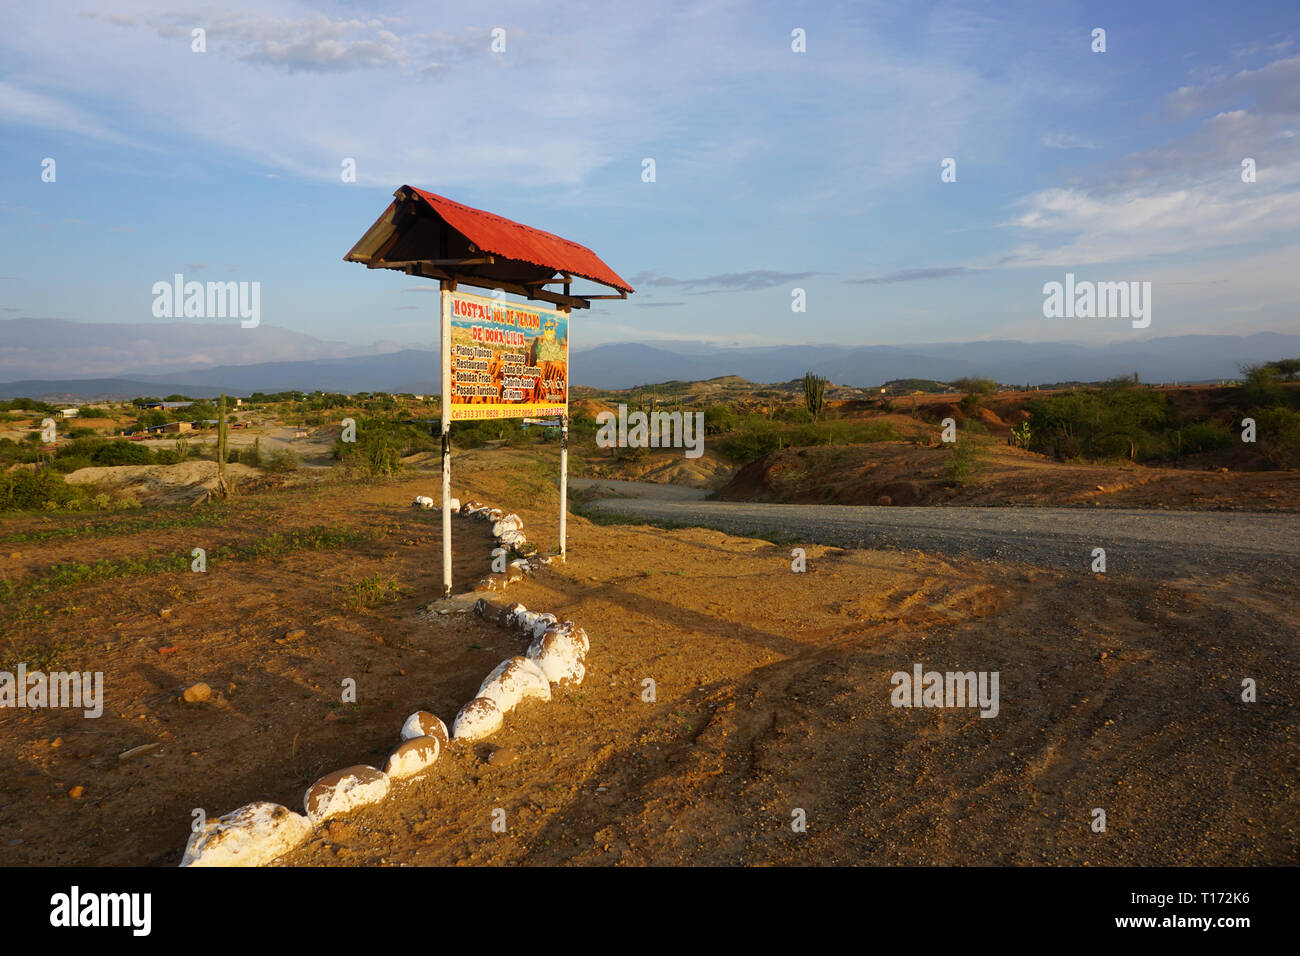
[572,479,1299,580]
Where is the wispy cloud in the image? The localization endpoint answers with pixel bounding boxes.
[628,270,817,294]
[1043,133,1098,149]
[848,267,977,285]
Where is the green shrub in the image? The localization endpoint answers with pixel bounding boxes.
[951,377,998,396]
[0,470,84,512]
[1238,364,1284,408]
[336,422,410,476]
[263,448,299,473]
[703,404,741,435]
[1251,407,1300,468]
[944,438,985,484]
[1176,421,1233,455]
[1027,387,1171,461]
[92,440,153,466]
[48,455,94,474]
[717,418,900,465]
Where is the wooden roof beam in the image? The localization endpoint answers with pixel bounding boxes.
[404,263,590,309]
[372,256,495,268]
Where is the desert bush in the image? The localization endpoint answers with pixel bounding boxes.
[452,417,527,448]
[1251,407,1300,468]
[237,438,264,468]
[951,377,998,396]
[1176,421,1233,455]
[717,418,900,464]
[0,470,85,512]
[92,440,153,466]
[1027,387,1171,462]
[48,454,94,474]
[335,422,408,476]
[263,448,299,473]
[703,403,741,435]
[1238,364,1284,408]
[944,438,986,485]
[775,405,814,425]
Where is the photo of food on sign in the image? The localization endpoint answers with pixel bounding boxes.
[448,290,569,421]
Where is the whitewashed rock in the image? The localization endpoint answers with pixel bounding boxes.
[514,610,540,636]
[413,495,435,509]
[492,514,522,536]
[181,801,311,868]
[486,508,504,522]
[453,697,503,741]
[447,497,460,512]
[549,621,590,655]
[504,602,527,630]
[460,501,481,515]
[477,657,552,712]
[527,626,587,686]
[498,530,527,548]
[400,711,449,746]
[530,613,559,640]
[304,765,390,824]
[385,736,441,779]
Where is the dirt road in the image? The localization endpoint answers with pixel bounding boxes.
[575,480,1299,582]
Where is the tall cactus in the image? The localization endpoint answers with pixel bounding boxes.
[803,371,827,421]
[216,393,229,498]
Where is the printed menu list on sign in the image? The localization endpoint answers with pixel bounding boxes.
[447,291,568,421]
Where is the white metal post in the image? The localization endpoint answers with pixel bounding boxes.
[559,414,568,561]
[559,305,569,561]
[440,281,453,597]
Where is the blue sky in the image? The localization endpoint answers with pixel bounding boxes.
[1,0,1298,362]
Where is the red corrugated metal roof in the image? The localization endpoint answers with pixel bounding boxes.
[407,187,633,294]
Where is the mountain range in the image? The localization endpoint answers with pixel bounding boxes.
[0,320,1295,400]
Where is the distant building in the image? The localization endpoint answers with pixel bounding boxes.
[140,401,194,410]
[59,408,78,418]
[160,421,194,433]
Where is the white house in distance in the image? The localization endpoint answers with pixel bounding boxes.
[59,407,78,419]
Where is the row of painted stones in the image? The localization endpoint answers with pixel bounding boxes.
[177,498,584,866]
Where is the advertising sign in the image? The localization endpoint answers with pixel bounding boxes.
[447,290,568,421]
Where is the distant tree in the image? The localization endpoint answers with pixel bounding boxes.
[1239,363,1284,407]
[950,377,998,396]
[1265,358,1300,382]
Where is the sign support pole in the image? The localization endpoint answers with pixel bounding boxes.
[440,279,453,597]
[559,304,569,561]
[559,414,568,561]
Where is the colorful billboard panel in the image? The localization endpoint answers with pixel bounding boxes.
[447,290,568,421]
